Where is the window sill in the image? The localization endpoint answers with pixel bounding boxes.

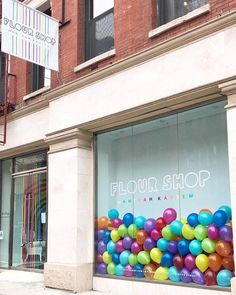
[149,3,210,38]
[23,86,51,101]
[74,49,116,72]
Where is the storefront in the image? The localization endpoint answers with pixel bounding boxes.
[0,151,47,270]
[95,99,233,288]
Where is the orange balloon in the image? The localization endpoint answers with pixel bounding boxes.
[208,253,222,272]
[143,263,157,280]
[216,240,232,257]
[222,256,234,271]
[136,230,148,245]
[98,216,109,229]
[107,219,113,228]
[199,208,212,214]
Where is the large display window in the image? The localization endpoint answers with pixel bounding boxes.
[95,100,233,288]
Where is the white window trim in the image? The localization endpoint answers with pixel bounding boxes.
[74,49,116,73]
[23,86,50,101]
[149,3,210,38]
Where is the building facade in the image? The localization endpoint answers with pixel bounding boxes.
[1,0,236,294]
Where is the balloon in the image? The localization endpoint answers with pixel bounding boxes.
[194,224,207,241]
[216,240,232,257]
[187,213,199,227]
[213,210,228,228]
[97,254,103,263]
[134,263,144,277]
[198,211,213,226]
[103,230,111,244]
[150,248,163,264]
[123,236,133,249]
[173,254,184,270]
[97,229,104,241]
[122,213,134,227]
[168,266,180,282]
[128,253,138,266]
[189,239,203,256]
[137,251,151,265]
[208,253,222,272]
[161,252,174,267]
[163,208,177,224]
[128,224,138,238]
[144,218,156,233]
[219,225,233,242]
[143,263,157,280]
[110,229,120,242]
[102,251,112,264]
[218,205,231,220]
[207,224,220,240]
[98,240,107,254]
[191,268,205,285]
[97,263,107,274]
[204,269,217,286]
[134,216,146,228]
[156,217,166,230]
[107,262,116,275]
[136,230,148,245]
[112,252,120,264]
[119,250,131,266]
[115,240,125,253]
[157,238,168,251]
[107,240,116,254]
[150,229,162,241]
[131,241,142,254]
[180,268,192,283]
[167,240,178,254]
[124,264,133,277]
[182,224,195,240]
[216,269,232,287]
[181,217,187,224]
[222,256,234,271]
[170,220,183,236]
[144,237,156,251]
[118,224,128,238]
[184,254,196,271]
[115,264,124,276]
[162,225,174,241]
[98,216,109,229]
[154,267,169,280]
[112,218,122,228]
[201,238,216,254]
[107,219,113,228]
[199,208,212,214]
[195,254,208,272]
[108,209,119,220]
[177,239,190,256]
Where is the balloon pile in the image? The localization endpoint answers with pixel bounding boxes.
[96,205,234,287]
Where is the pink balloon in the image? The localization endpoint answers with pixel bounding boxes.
[163,208,177,224]
[124,264,133,277]
[112,218,122,228]
[131,241,143,254]
[150,228,162,241]
[207,224,220,240]
[115,240,125,253]
[184,254,196,271]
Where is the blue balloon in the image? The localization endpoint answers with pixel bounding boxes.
[134,216,146,228]
[123,213,134,227]
[177,239,190,256]
[103,230,111,244]
[198,212,213,226]
[157,238,168,251]
[168,266,180,282]
[108,208,119,219]
[216,269,232,287]
[161,252,174,267]
[134,263,144,277]
[107,240,116,254]
[170,220,183,235]
[112,252,120,264]
[119,250,131,266]
[218,205,231,220]
[115,264,124,276]
[213,210,228,228]
[189,239,203,256]
[187,213,199,227]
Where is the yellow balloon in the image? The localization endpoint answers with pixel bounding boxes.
[181,217,187,224]
[154,267,169,280]
[182,224,195,240]
[102,251,112,264]
[111,229,120,242]
[150,248,163,264]
[196,254,209,272]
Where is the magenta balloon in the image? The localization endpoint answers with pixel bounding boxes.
[219,225,233,242]
[131,241,143,254]
[115,240,125,253]
[112,218,122,228]
[184,254,196,271]
[97,254,103,263]
[150,228,162,241]
[207,225,220,240]
[124,264,133,277]
[163,208,177,224]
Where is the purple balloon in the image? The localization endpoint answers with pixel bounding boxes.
[98,240,107,254]
[207,224,220,240]
[168,241,178,254]
[124,264,133,277]
[131,241,143,254]
[97,263,107,274]
[184,254,196,271]
[191,268,205,285]
[97,254,103,263]
[116,240,125,253]
[144,237,156,251]
[112,218,122,228]
[144,218,156,233]
[123,236,133,249]
[97,229,104,241]
[180,268,192,283]
[219,225,233,242]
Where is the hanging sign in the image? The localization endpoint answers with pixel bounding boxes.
[1,0,59,71]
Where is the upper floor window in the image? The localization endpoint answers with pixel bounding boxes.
[158,0,208,25]
[85,0,114,61]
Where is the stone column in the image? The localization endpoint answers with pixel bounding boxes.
[219,80,236,294]
[44,128,93,292]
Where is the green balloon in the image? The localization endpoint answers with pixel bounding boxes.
[194,225,207,241]
[161,225,174,241]
[128,253,138,266]
[137,251,151,265]
[128,224,138,238]
[201,238,216,253]
[118,224,128,237]
[107,262,116,275]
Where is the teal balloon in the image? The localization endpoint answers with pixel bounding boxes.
[216,269,232,287]
[198,211,213,226]
[115,264,124,276]
[134,216,146,228]
[157,238,168,251]
[107,240,116,254]
[170,220,183,236]
[189,239,203,256]
[108,209,119,219]
[119,250,131,266]
[168,266,180,282]
[218,205,231,221]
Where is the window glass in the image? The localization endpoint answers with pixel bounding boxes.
[93,0,114,18]
[95,100,233,288]
[14,152,47,173]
